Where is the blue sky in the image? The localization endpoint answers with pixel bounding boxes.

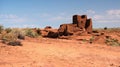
[0,0,120,28]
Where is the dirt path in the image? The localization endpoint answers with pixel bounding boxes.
[0,38,120,67]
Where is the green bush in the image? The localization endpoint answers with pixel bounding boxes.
[89,36,95,44]
[105,38,120,46]
[5,28,12,33]
[2,33,17,42]
[36,28,41,35]
[104,27,107,30]
[2,32,18,44]
[1,28,23,46]
[82,39,87,43]
[0,25,4,33]
[7,40,22,46]
[18,34,25,40]
[25,29,39,38]
[11,28,25,40]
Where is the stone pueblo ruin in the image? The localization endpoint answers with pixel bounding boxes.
[40,14,93,38]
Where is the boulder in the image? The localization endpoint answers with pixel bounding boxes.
[40,30,49,37]
[41,28,58,38]
[58,24,67,36]
[47,31,58,38]
[45,26,52,29]
[58,24,80,36]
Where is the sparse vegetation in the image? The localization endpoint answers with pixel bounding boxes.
[25,28,39,38]
[36,28,41,35]
[93,27,120,32]
[82,39,88,43]
[5,28,12,33]
[104,27,108,30]
[11,28,25,40]
[0,25,4,33]
[105,37,120,46]
[0,28,24,46]
[0,24,120,47]
[1,32,21,46]
[89,36,95,44]
[7,40,22,46]
[0,25,42,46]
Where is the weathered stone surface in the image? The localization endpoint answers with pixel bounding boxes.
[32,28,41,35]
[40,30,49,37]
[45,26,52,29]
[41,29,58,38]
[77,15,87,29]
[64,24,73,36]
[47,30,58,38]
[92,35,106,44]
[58,24,75,36]
[73,15,81,24]
[73,15,87,29]
[58,24,67,36]
[42,14,93,38]
[85,18,92,33]
[58,14,93,36]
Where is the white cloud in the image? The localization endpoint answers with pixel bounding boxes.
[23,24,38,28]
[59,12,67,16]
[86,10,95,14]
[48,16,64,21]
[40,13,51,17]
[107,9,120,16]
[93,15,103,20]
[93,19,120,23]
[39,13,71,23]
[3,18,26,23]
[0,14,18,19]
[0,14,26,23]
[92,9,120,23]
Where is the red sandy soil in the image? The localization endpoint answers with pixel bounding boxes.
[0,36,120,67]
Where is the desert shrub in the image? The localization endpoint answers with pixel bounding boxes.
[2,33,22,46]
[25,29,39,38]
[14,30,25,40]
[1,29,23,46]
[93,28,103,32]
[2,32,17,42]
[105,38,120,46]
[36,28,41,35]
[106,28,120,33]
[89,36,95,44]
[82,39,87,43]
[1,32,19,45]
[11,28,25,40]
[7,40,22,46]
[18,34,25,40]
[104,27,107,30]
[0,25,4,33]
[5,28,12,33]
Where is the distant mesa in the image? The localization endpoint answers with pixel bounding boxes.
[40,14,93,38]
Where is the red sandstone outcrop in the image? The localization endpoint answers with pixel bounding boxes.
[44,26,52,29]
[41,27,58,38]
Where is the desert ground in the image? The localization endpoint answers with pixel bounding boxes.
[0,31,120,67]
